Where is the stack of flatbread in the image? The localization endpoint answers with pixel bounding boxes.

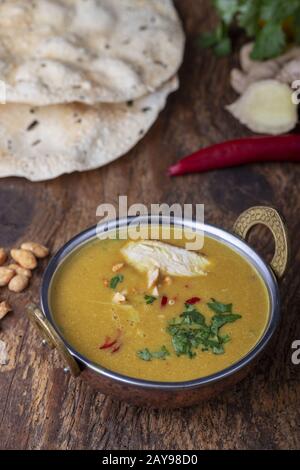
[0,0,184,181]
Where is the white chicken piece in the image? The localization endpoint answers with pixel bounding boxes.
[121,240,209,278]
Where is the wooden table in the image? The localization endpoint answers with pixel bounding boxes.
[1,0,299,450]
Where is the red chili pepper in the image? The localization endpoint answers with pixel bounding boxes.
[168,135,300,176]
[99,337,118,349]
[99,330,121,350]
[185,297,201,305]
[161,295,168,307]
[111,344,121,353]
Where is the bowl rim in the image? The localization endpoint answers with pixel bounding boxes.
[40,215,280,390]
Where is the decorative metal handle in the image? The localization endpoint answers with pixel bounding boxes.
[27,304,81,377]
[233,206,289,279]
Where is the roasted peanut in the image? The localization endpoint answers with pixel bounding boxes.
[20,242,49,259]
[8,274,29,293]
[8,263,32,278]
[112,292,126,304]
[11,249,37,270]
[0,248,7,266]
[163,276,172,285]
[0,267,15,287]
[0,301,12,320]
[112,262,124,273]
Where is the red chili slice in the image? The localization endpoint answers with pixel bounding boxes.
[99,330,121,350]
[161,295,168,307]
[111,344,121,353]
[99,337,118,349]
[185,297,201,305]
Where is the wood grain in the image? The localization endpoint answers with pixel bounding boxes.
[0,0,300,450]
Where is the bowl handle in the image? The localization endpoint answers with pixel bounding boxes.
[26,303,81,377]
[233,206,289,280]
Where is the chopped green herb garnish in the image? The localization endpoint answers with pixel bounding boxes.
[109,274,124,289]
[166,299,242,359]
[137,345,170,361]
[210,313,242,337]
[180,303,206,325]
[144,294,157,305]
[207,298,233,314]
[137,348,152,361]
[200,0,300,60]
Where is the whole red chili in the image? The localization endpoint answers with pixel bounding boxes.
[168,135,300,176]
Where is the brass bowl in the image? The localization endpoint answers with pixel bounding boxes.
[27,206,289,408]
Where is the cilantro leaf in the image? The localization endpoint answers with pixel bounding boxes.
[137,348,152,361]
[144,294,157,305]
[260,0,300,23]
[213,0,240,24]
[200,0,300,60]
[237,0,262,36]
[292,7,300,44]
[214,36,232,56]
[181,304,206,325]
[109,274,124,289]
[200,21,232,55]
[207,298,233,314]
[200,30,221,48]
[151,345,170,360]
[137,346,170,361]
[167,300,242,358]
[251,22,286,60]
[210,314,242,336]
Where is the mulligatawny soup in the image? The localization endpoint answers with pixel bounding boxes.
[50,227,269,382]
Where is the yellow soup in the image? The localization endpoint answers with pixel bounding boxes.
[50,228,269,382]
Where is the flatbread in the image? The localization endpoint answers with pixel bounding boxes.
[0,76,178,181]
[0,0,184,105]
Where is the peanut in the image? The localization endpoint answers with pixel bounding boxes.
[20,242,49,259]
[0,267,15,287]
[8,264,32,278]
[112,292,126,304]
[0,301,12,320]
[11,249,37,270]
[0,248,7,266]
[112,262,124,273]
[8,274,29,293]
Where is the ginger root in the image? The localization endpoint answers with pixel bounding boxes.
[277,59,300,84]
[231,43,300,94]
[227,80,298,135]
[228,43,300,134]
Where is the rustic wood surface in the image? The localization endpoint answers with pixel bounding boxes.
[0,0,299,450]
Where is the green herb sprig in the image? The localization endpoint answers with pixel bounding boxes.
[201,0,300,60]
[137,345,170,361]
[167,299,241,358]
[144,294,157,305]
[109,274,124,289]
